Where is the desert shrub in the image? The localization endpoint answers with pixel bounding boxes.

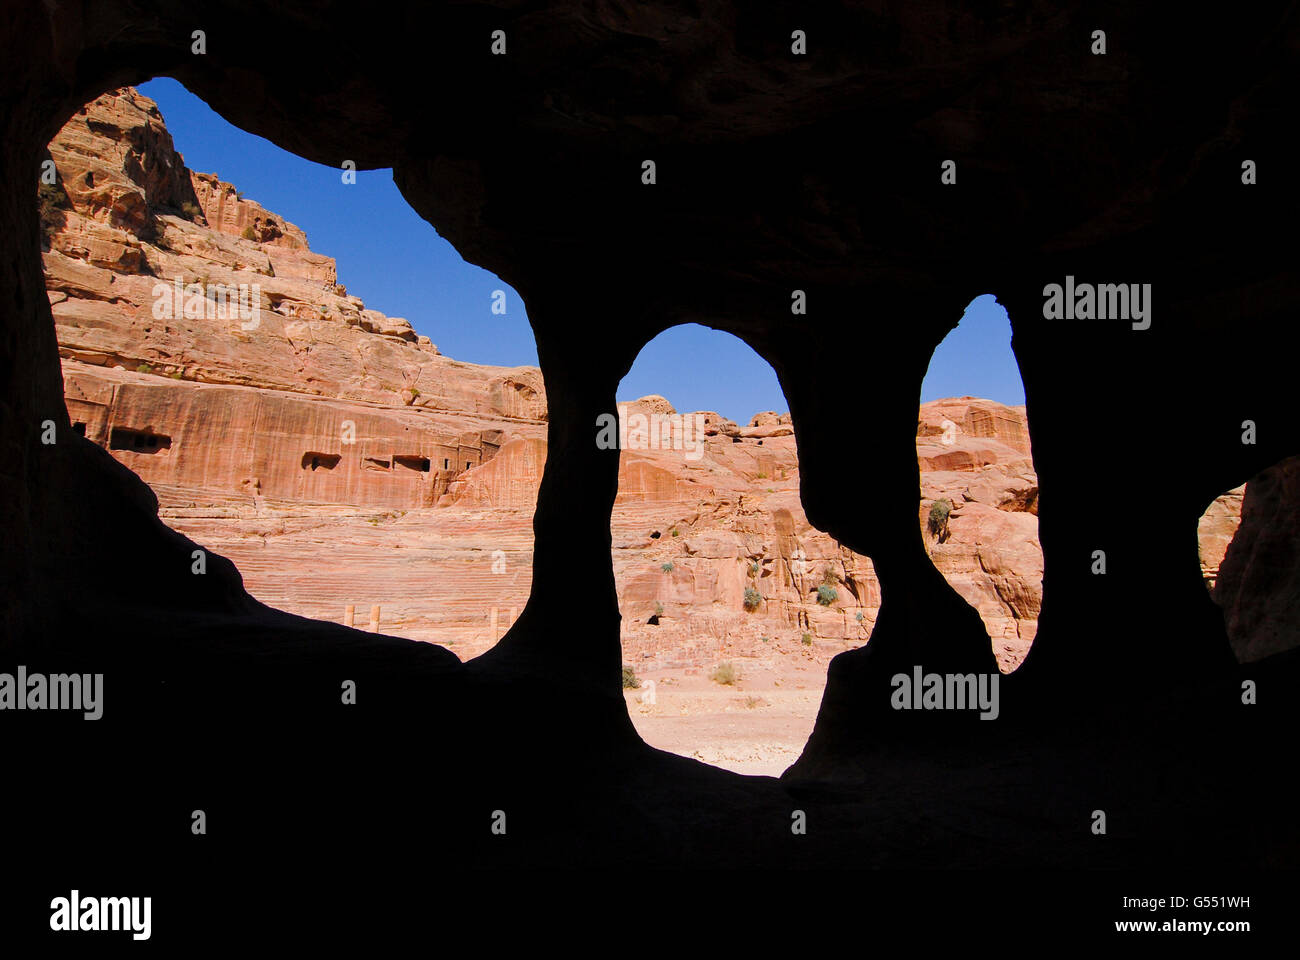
[622,666,640,690]
[748,561,760,577]
[670,527,679,537]
[661,562,674,573]
[37,179,69,215]
[854,611,865,622]
[240,225,256,240]
[711,662,737,685]
[135,362,152,374]
[743,696,761,709]
[180,201,201,220]
[817,584,838,606]
[653,602,664,617]
[743,587,762,612]
[820,565,838,585]
[928,499,952,534]
[37,179,70,243]
[801,632,813,645]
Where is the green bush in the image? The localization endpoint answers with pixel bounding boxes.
[135,362,153,374]
[670,527,679,537]
[711,662,737,685]
[661,562,674,573]
[928,499,952,535]
[801,633,813,645]
[180,201,201,221]
[653,601,664,617]
[743,587,762,612]
[855,611,865,622]
[817,584,838,606]
[748,561,760,578]
[621,667,640,690]
[240,225,257,240]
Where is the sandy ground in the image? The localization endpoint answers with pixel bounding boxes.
[622,657,828,777]
[164,503,839,779]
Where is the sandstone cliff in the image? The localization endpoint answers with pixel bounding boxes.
[45,87,547,512]
[43,88,546,411]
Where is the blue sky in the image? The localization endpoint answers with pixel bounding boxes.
[138,78,1025,422]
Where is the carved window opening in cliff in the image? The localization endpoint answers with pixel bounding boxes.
[394,456,430,474]
[47,81,541,657]
[302,452,341,471]
[1197,455,1300,663]
[919,294,1041,674]
[613,323,830,777]
[109,427,171,454]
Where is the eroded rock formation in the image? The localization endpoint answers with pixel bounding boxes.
[3,1,1298,886]
[47,88,547,512]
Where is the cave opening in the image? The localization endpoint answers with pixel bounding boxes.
[613,322,834,777]
[302,452,341,471]
[108,427,171,453]
[46,79,542,654]
[393,455,431,473]
[917,294,1042,674]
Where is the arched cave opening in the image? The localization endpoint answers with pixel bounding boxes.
[917,294,1042,673]
[45,81,544,655]
[613,323,863,776]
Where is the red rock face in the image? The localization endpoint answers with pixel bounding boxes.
[1198,486,1246,592]
[916,399,1041,668]
[47,88,548,518]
